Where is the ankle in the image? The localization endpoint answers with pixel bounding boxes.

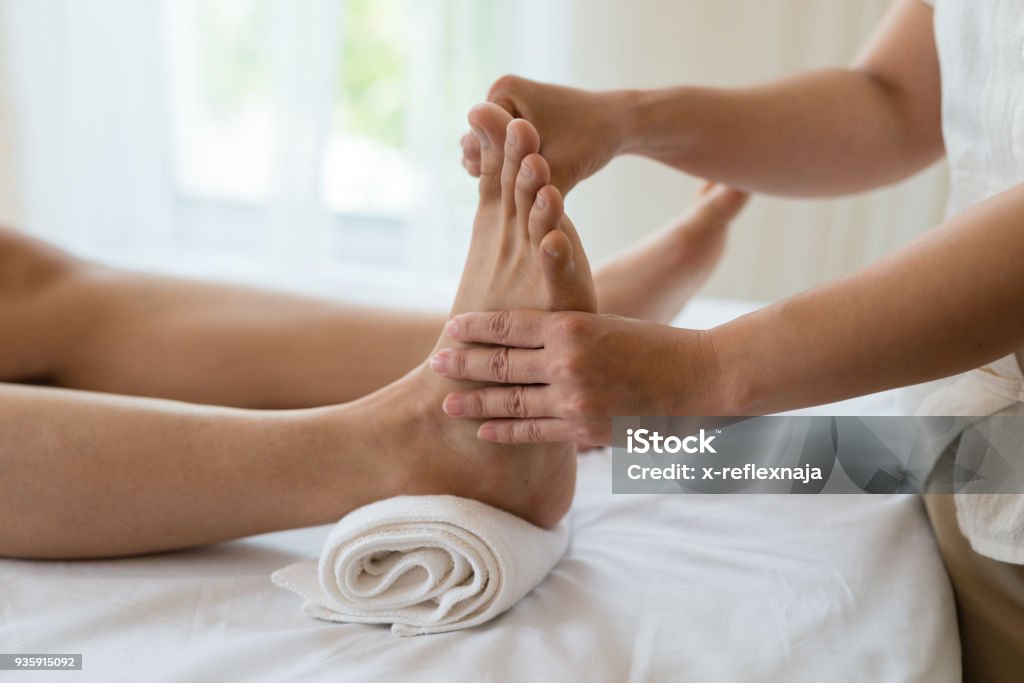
[355,366,577,529]
[281,401,412,522]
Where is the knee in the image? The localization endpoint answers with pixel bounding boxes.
[0,226,82,296]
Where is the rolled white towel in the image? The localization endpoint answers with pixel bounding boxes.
[271,495,570,636]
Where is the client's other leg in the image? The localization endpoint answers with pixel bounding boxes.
[59,272,440,408]
[1,105,593,558]
[594,182,748,322]
[0,227,438,406]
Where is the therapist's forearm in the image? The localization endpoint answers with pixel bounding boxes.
[623,69,940,198]
[620,0,941,197]
[711,184,1024,415]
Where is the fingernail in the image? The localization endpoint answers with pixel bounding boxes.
[478,424,497,441]
[536,192,547,209]
[543,243,560,257]
[471,125,491,149]
[446,319,459,338]
[443,394,464,417]
[519,162,534,179]
[430,350,449,374]
[506,127,518,147]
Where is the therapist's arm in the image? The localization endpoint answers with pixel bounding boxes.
[623,0,941,197]
[463,0,941,197]
[431,183,1024,444]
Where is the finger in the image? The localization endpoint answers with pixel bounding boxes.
[442,385,554,419]
[478,418,573,444]
[492,97,518,116]
[446,310,549,347]
[430,346,547,383]
[487,74,530,116]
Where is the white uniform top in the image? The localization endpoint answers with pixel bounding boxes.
[927,0,1024,216]
[919,0,1024,563]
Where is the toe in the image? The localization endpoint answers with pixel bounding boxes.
[467,103,514,201]
[528,184,563,247]
[501,119,540,218]
[516,154,551,240]
[539,229,578,309]
[461,132,481,177]
[691,183,750,226]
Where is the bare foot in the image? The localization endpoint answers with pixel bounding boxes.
[594,182,748,324]
[330,104,596,529]
[447,104,596,318]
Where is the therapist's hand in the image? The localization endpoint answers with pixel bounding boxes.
[429,311,723,446]
[460,75,631,193]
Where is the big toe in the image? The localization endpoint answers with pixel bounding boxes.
[468,103,515,201]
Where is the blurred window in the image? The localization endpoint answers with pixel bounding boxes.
[2,0,568,303]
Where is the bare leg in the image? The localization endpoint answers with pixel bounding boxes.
[0,105,592,558]
[0,183,743,408]
[594,182,748,322]
[0,383,365,558]
[0,229,438,407]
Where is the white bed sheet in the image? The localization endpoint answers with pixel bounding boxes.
[0,298,960,682]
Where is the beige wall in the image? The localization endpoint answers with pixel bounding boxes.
[563,0,948,302]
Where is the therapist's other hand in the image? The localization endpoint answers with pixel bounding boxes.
[461,75,629,194]
[429,311,722,446]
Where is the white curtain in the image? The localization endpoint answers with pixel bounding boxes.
[0,0,570,307]
[2,0,173,255]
